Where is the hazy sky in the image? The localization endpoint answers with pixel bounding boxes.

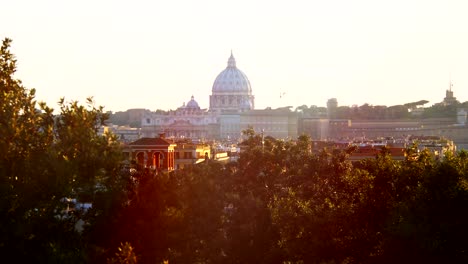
[2,0,468,112]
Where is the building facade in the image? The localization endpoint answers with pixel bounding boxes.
[124,136,177,171]
[174,141,211,169]
[141,52,257,141]
[100,125,141,143]
[141,95,218,139]
[240,107,298,139]
[138,54,468,149]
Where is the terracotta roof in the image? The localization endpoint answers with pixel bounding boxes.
[128,137,172,146]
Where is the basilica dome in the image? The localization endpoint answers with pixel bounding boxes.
[212,52,252,94]
[185,95,200,109]
[209,52,255,112]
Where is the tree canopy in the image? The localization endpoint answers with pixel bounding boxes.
[0,38,124,263]
[2,38,468,263]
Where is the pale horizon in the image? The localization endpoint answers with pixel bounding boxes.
[2,0,468,113]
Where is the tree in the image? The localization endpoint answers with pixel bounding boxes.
[0,37,66,262]
[404,100,429,109]
[381,151,468,263]
[0,38,124,262]
[107,242,138,264]
[54,97,122,200]
[422,103,458,119]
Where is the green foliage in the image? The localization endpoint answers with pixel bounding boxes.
[107,242,138,264]
[108,111,130,126]
[0,38,123,263]
[422,103,458,119]
[0,37,65,262]
[295,105,327,117]
[404,100,429,109]
[332,104,411,120]
[382,152,468,263]
[326,100,462,120]
[2,37,468,263]
[54,97,122,198]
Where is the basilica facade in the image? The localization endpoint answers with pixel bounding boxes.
[141,52,255,141]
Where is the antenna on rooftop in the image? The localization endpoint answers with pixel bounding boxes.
[449,73,453,92]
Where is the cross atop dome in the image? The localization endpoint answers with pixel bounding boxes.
[227,51,236,68]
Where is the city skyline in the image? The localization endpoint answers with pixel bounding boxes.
[2,0,468,112]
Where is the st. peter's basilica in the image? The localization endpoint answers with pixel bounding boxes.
[140,52,275,141]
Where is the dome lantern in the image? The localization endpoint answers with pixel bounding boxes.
[227,50,236,68]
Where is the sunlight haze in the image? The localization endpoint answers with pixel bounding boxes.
[2,0,468,112]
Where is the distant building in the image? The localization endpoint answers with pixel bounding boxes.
[326,98,338,118]
[123,134,176,171]
[299,118,329,140]
[315,119,464,150]
[240,107,298,139]
[412,136,456,158]
[313,136,456,161]
[141,52,258,141]
[329,119,351,139]
[174,141,211,169]
[219,112,242,140]
[348,145,406,161]
[141,95,218,139]
[441,80,459,106]
[457,109,467,125]
[133,53,468,149]
[127,108,148,125]
[100,125,141,143]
